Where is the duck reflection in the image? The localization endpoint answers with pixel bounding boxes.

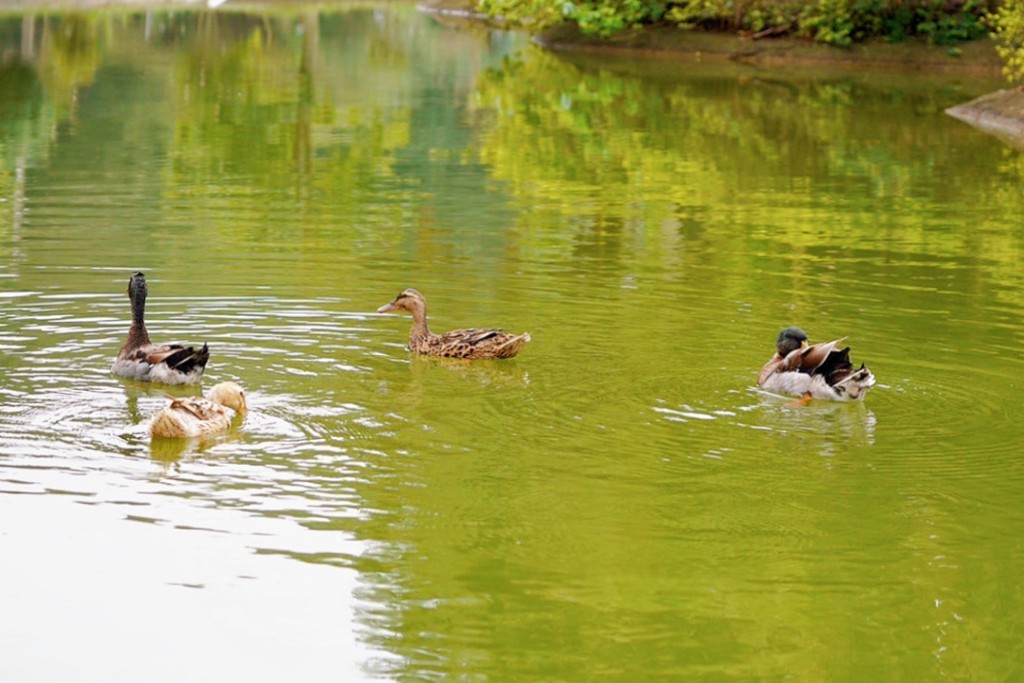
[148,429,243,466]
[746,387,878,455]
[411,354,530,388]
[654,387,878,458]
[390,354,530,409]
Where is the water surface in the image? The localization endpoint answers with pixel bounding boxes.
[1,4,1023,680]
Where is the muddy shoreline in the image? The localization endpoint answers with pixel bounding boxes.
[533,22,1004,72]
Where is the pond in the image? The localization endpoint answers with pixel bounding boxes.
[1,3,1023,680]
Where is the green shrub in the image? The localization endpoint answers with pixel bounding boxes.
[990,2,1024,83]
[475,0,567,31]
[477,0,1005,55]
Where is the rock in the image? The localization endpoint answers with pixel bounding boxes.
[946,89,1024,149]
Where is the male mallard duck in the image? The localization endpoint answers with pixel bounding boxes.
[111,272,209,385]
[758,327,875,401]
[149,382,247,439]
[376,288,531,359]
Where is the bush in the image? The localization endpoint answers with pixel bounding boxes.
[990,2,1024,83]
[480,0,1001,46]
[477,0,1024,81]
[665,0,995,47]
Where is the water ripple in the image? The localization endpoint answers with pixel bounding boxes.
[0,289,375,534]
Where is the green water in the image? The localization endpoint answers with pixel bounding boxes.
[2,4,1023,680]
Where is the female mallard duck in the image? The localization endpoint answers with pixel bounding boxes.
[377,288,531,359]
[758,327,875,401]
[149,382,247,439]
[111,272,209,385]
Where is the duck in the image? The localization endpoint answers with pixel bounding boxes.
[376,288,531,359]
[758,326,875,402]
[111,272,210,385]
[148,382,247,439]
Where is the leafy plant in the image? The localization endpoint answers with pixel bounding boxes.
[990,2,1024,83]
[476,0,570,31]
[476,0,1010,65]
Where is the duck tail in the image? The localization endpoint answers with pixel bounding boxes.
[496,332,531,358]
[835,363,876,399]
[149,408,185,438]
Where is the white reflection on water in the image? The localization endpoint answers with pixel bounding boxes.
[0,493,370,682]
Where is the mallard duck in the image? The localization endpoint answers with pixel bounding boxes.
[758,327,875,401]
[148,382,247,439]
[376,288,531,359]
[111,272,209,385]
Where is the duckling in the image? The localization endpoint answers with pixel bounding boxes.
[377,288,530,359]
[148,382,247,439]
[758,327,875,401]
[111,272,209,385]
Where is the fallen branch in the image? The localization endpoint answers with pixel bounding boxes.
[752,25,790,40]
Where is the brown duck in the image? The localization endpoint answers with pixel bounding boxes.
[376,288,531,359]
[111,271,210,385]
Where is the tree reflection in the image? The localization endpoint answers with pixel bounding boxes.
[467,51,1024,309]
[0,5,523,265]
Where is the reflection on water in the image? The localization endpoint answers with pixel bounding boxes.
[2,4,1024,681]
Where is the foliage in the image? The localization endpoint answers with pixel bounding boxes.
[480,0,998,46]
[478,0,668,35]
[476,0,568,31]
[989,2,1024,83]
[571,1,669,35]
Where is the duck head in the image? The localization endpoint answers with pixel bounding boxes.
[206,382,247,414]
[776,326,809,356]
[377,288,427,316]
[128,271,147,298]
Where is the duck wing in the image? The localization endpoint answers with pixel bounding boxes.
[177,397,231,421]
[115,342,210,385]
[425,328,501,357]
[436,328,502,345]
[143,343,210,374]
[426,328,530,359]
[778,338,847,374]
[815,345,857,384]
[168,397,220,421]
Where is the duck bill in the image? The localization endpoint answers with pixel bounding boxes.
[377,301,400,313]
